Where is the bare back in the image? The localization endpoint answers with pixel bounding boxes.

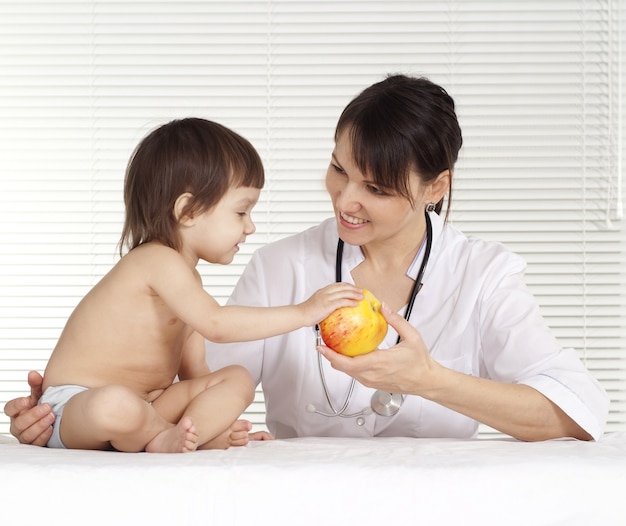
[42,243,197,400]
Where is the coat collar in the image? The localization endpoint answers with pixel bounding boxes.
[338,211,444,282]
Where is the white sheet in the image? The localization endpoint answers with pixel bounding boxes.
[1,432,625,526]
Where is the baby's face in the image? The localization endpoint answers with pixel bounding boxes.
[187,185,261,265]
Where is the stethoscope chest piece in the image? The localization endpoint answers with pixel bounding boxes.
[370,390,404,416]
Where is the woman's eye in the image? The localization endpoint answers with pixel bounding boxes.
[368,185,387,196]
[331,163,345,174]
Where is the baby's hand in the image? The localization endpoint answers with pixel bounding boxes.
[300,283,363,326]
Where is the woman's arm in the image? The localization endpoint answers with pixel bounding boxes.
[3,371,55,445]
[426,366,592,441]
[318,305,592,442]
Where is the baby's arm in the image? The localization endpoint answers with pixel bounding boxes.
[150,246,362,344]
[203,281,361,343]
[178,331,212,380]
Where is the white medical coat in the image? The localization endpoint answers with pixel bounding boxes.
[206,212,609,439]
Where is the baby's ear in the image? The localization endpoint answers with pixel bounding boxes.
[174,192,194,225]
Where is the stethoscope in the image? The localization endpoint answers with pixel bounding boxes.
[307,210,433,425]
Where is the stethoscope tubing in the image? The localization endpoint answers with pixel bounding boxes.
[312,210,433,419]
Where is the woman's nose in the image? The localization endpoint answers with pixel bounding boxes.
[335,181,361,211]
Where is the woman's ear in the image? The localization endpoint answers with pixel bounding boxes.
[427,170,451,205]
[174,193,194,225]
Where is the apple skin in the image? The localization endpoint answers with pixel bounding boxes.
[319,289,388,357]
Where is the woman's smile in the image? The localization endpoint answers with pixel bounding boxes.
[339,211,369,226]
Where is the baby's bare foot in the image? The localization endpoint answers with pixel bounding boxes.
[198,419,251,450]
[198,427,232,450]
[145,417,199,453]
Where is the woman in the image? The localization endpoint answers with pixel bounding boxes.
[5,75,608,444]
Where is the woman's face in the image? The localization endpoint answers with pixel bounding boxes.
[325,129,428,249]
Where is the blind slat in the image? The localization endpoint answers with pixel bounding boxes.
[0,0,624,437]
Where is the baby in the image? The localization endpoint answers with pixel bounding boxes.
[39,117,362,453]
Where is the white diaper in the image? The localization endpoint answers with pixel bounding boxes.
[39,384,88,448]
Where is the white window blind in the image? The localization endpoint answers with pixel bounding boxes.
[0,0,624,437]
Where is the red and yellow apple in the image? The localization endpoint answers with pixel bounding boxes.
[319,288,388,356]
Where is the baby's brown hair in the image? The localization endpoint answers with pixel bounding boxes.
[119,118,264,254]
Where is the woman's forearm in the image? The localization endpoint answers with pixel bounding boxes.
[423,367,592,441]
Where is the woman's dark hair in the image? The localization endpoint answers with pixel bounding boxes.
[119,117,264,254]
[335,74,462,216]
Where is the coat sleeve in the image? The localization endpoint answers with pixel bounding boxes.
[479,260,609,440]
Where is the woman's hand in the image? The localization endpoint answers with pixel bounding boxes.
[316,303,440,396]
[3,370,54,446]
[248,430,274,441]
[318,304,592,441]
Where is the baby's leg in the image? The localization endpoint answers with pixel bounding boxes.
[145,416,198,453]
[152,365,254,450]
[60,385,198,453]
[199,418,251,450]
